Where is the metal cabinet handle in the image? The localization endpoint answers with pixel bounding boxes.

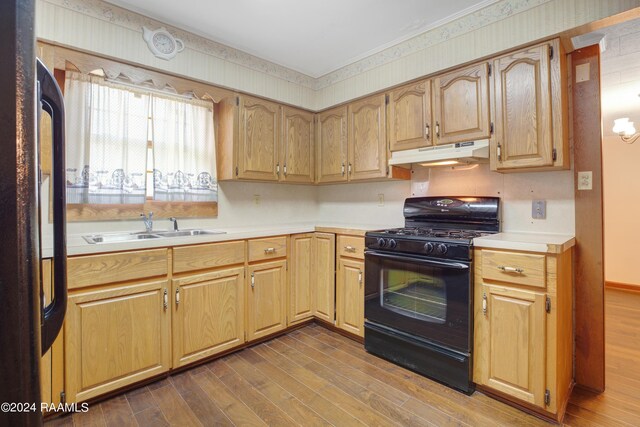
[498,265,524,274]
[358,271,363,285]
[341,163,345,176]
[497,143,502,161]
[251,272,255,289]
[175,287,180,306]
[425,124,430,140]
[435,121,440,138]
[163,289,168,310]
[482,293,487,315]
[276,162,280,176]
[283,164,287,176]
[344,245,356,253]
[348,163,352,175]
[264,247,276,255]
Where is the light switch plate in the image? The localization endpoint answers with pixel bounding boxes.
[532,200,546,219]
[577,171,593,190]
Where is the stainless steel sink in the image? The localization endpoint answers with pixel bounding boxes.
[154,229,226,238]
[82,229,225,244]
[83,232,161,244]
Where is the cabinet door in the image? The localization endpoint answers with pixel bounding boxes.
[476,284,546,407]
[247,260,287,340]
[172,267,245,368]
[433,62,490,145]
[316,106,348,183]
[289,234,314,324]
[389,80,432,151]
[237,95,279,180]
[491,43,554,170]
[314,233,336,323]
[348,94,387,180]
[281,106,314,183]
[65,280,171,402]
[336,258,364,337]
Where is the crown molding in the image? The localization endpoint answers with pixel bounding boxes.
[43,0,551,91]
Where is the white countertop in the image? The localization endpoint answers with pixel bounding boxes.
[47,222,396,257]
[473,232,575,254]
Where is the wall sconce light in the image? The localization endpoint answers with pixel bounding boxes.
[612,118,639,144]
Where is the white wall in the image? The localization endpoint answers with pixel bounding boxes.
[36,0,640,110]
[600,18,640,286]
[316,164,575,234]
[42,181,318,237]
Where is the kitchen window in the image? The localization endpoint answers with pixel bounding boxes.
[64,71,217,220]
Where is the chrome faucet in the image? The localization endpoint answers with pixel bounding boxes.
[140,212,153,233]
[169,217,179,231]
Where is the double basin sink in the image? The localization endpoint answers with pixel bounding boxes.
[83,229,226,244]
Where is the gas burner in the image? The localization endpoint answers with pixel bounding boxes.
[380,227,492,241]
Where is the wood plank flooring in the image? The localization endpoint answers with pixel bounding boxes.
[46,288,640,427]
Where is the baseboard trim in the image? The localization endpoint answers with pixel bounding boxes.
[605,281,640,292]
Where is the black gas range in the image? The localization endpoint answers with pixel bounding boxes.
[363,196,500,394]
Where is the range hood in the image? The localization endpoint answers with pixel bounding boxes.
[388,140,489,167]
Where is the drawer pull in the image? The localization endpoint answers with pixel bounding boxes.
[264,247,276,255]
[498,265,524,274]
[344,245,357,253]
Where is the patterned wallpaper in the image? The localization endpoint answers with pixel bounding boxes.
[38,0,640,110]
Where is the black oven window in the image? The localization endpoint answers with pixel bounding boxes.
[381,268,446,323]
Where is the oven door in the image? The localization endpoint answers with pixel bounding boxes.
[364,250,471,352]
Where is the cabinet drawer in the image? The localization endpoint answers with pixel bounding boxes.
[67,249,168,290]
[337,235,365,260]
[173,241,245,273]
[481,250,546,288]
[248,236,287,262]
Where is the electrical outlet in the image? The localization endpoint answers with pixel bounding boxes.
[532,200,546,219]
[378,193,384,206]
[577,171,593,190]
[253,194,261,205]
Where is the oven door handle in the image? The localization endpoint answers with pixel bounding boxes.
[365,250,469,270]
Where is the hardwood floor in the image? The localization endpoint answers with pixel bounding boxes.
[46,288,640,427]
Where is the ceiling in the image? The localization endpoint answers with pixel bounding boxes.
[105,0,496,78]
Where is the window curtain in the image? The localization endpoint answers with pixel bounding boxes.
[64,72,149,204]
[151,95,217,202]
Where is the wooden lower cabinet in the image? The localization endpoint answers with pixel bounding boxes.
[289,234,314,324]
[41,259,64,407]
[64,280,171,403]
[474,248,573,421]
[172,267,245,368]
[336,257,364,337]
[246,260,288,340]
[313,233,336,323]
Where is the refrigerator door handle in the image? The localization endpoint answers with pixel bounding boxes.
[37,59,67,354]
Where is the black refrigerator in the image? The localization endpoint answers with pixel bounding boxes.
[0,1,67,425]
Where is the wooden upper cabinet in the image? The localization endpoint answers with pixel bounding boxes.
[237,95,279,180]
[491,39,568,171]
[389,79,432,151]
[281,106,314,183]
[348,94,387,180]
[433,62,490,145]
[316,106,348,183]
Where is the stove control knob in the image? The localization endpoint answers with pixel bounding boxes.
[388,239,397,249]
[377,238,387,248]
[424,242,435,254]
[436,244,448,255]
